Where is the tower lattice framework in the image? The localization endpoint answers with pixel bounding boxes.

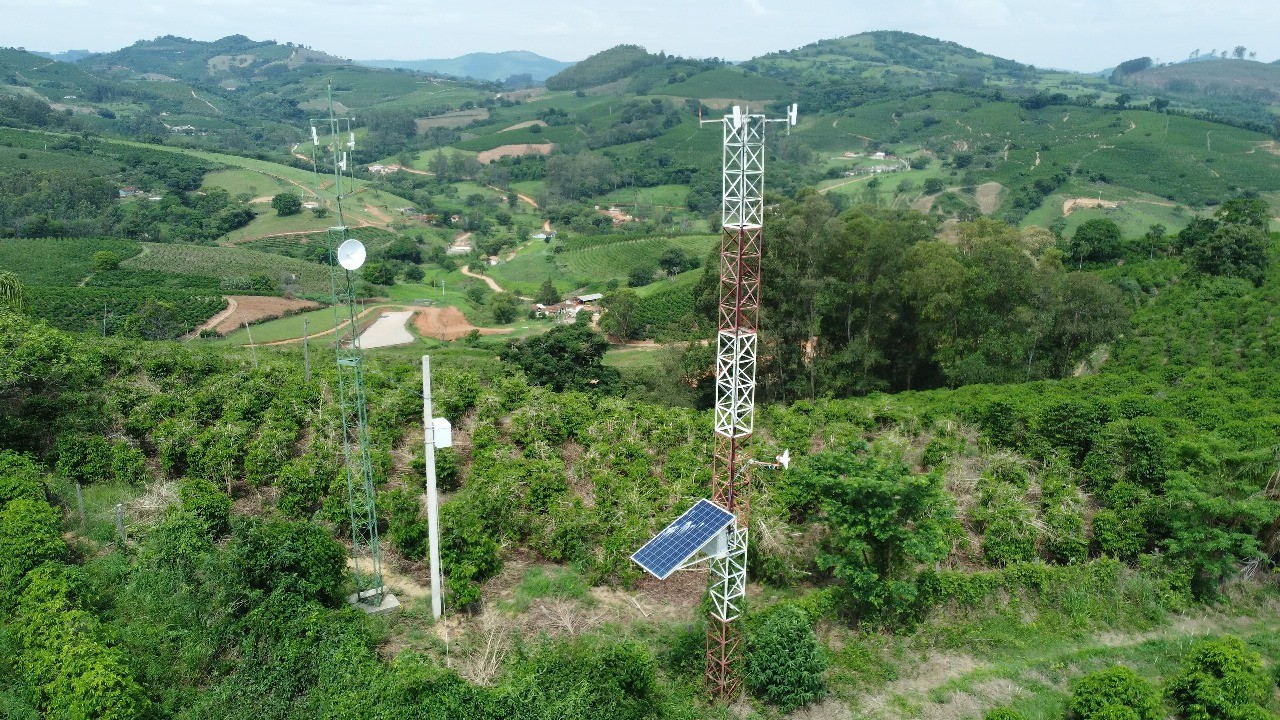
[706,111,768,699]
[313,84,384,603]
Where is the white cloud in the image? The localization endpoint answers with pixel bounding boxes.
[744,0,766,15]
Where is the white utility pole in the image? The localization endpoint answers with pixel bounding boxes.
[421,355,451,619]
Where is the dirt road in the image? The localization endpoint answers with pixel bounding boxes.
[187,297,238,339]
[461,264,505,293]
[819,174,872,194]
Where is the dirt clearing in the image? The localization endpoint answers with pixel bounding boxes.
[499,120,547,132]
[1063,197,1119,216]
[975,182,1005,215]
[477,143,556,164]
[414,306,510,341]
[194,295,320,337]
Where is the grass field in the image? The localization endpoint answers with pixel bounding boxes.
[486,234,716,294]
[216,305,341,345]
[595,184,690,210]
[202,169,299,199]
[602,346,664,368]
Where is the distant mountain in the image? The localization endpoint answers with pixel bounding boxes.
[745,31,1036,86]
[78,34,347,83]
[30,49,93,63]
[360,51,571,83]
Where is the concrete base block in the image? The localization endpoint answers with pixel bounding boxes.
[347,587,402,615]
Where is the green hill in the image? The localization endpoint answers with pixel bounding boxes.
[1125,59,1280,104]
[544,44,663,91]
[746,30,1036,85]
[78,35,342,84]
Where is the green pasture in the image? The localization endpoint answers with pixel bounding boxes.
[202,168,298,199]
[602,346,664,369]
[216,305,340,345]
[487,233,716,294]
[595,184,690,210]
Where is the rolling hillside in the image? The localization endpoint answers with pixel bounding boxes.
[1125,58,1280,104]
[746,30,1036,85]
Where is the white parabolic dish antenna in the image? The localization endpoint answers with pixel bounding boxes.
[337,239,366,271]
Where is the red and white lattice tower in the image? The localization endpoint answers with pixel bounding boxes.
[704,104,794,698]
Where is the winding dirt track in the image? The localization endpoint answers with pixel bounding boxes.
[187,297,238,339]
[460,264,505,293]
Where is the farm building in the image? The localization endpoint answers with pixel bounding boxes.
[445,236,474,256]
[574,293,603,304]
[538,301,599,323]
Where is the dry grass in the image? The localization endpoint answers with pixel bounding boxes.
[476,143,556,164]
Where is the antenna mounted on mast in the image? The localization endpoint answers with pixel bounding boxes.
[312,80,398,615]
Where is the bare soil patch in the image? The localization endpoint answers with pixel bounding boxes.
[195,295,320,337]
[975,182,1005,215]
[499,119,547,132]
[1248,141,1280,156]
[477,143,556,164]
[1063,197,1119,216]
[413,306,510,341]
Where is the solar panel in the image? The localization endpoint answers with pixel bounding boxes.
[632,499,735,580]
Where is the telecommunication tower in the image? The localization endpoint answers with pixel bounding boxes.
[311,82,387,608]
[631,103,795,699]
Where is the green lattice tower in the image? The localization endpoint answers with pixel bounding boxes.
[313,82,383,602]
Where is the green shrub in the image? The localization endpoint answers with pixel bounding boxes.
[439,501,501,610]
[0,498,67,593]
[227,518,348,606]
[110,442,149,486]
[383,487,429,561]
[0,451,44,505]
[746,605,827,712]
[1069,666,1162,720]
[504,637,657,720]
[276,458,327,518]
[179,476,232,537]
[794,450,957,623]
[54,433,113,485]
[1166,636,1273,720]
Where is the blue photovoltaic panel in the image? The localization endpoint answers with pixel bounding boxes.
[631,499,734,580]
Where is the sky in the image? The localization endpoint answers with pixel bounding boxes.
[2,0,1277,71]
